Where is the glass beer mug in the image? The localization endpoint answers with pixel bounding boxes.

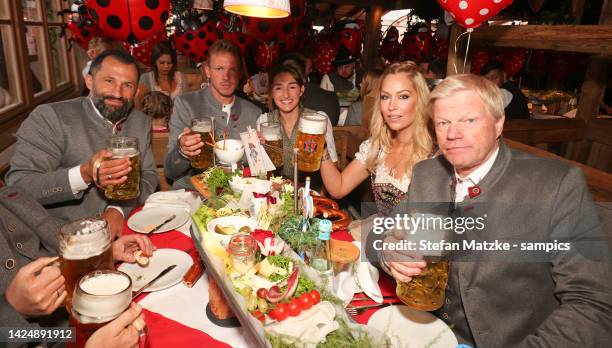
[104,136,141,200]
[261,121,283,168]
[395,213,451,311]
[68,270,132,348]
[59,217,114,313]
[190,118,214,169]
[296,113,327,172]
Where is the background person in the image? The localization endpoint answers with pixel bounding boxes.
[136,41,186,109]
[480,60,530,120]
[141,91,173,133]
[344,68,383,126]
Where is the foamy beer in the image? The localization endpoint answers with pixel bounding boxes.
[395,212,450,311]
[296,113,327,172]
[261,122,283,167]
[68,270,132,348]
[190,118,213,169]
[104,136,141,200]
[59,218,114,313]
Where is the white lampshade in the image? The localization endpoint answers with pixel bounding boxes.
[223,0,290,18]
[193,0,214,10]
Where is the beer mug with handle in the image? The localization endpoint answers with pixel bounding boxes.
[59,217,114,313]
[190,118,214,169]
[68,270,132,348]
[104,136,141,200]
[394,212,451,311]
[296,113,327,172]
[261,121,283,168]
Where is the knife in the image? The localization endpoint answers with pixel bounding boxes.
[132,264,176,299]
[147,214,176,234]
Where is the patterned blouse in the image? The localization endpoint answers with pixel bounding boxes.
[355,139,411,213]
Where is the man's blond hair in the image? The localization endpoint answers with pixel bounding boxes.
[430,74,505,120]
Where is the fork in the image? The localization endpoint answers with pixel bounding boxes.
[345,302,401,316]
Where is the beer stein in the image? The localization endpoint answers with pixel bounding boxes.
[68,270,132,348]
[104,136,140,200]
[59,217,114,313]
[261,122,283,167]
[296,113,327,172]
[190,118,214,169]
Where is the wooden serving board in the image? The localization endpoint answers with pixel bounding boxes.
[190,175,210,198]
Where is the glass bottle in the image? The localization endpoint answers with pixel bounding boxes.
[310,219,332,272]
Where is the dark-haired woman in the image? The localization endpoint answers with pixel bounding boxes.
[256,62,337,178]
[137,41,185,108]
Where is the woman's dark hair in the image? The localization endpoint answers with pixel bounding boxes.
[267,61,305,110]
[151,41,177,84]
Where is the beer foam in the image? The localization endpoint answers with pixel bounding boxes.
[298,114,327,135]
[80,273,130,295]
[61,220,110,260]
[192,124,211,132]
[73,272,131,322]
[111,148,139,158]
[264,134,281,141]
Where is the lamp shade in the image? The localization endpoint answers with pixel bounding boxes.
[193,0,214,10]
[224,0,290,18]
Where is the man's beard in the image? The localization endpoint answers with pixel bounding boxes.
[91,93,134,123]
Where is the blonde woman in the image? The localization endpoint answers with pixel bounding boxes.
[320,61,433,212]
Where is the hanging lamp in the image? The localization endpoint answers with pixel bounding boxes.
[223,0,290,18]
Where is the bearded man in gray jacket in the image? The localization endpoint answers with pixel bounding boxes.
[6,50,158,237]
[165,40,261,189]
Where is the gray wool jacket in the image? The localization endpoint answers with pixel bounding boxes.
[0,186,66,347]
[6,97,158,222]
[165,87,261,189]
[399,141,612,347]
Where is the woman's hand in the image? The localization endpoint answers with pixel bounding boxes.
[112,234,156,263]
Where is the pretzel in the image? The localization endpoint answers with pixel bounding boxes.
[312,196,339,210]
[314,205,350,231]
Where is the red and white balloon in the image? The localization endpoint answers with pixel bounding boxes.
[437,0,514,29]
[122,32,167,66]
[174,19,221,63]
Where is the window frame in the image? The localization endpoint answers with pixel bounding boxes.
[0,0,78,126]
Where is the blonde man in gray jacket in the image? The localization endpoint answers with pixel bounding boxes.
[165,40,261,189]
[7,50,158,237]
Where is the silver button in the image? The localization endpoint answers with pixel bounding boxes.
[446,298,451,304]
[5,259,15,269]
[16,242,23,249]
[442,312,449,320]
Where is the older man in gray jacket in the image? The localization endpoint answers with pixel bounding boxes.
[380,74,612,347]
[6,50,158,237]
[165,40,261,189]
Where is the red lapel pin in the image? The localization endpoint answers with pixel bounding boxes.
[468,185,481,198]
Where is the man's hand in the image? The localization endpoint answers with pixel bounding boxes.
[103,208,124,239]
[113,234,156,263]
[380,232,426,283]
[85,302,145,348]
[5,257,66,317]
[179,127,203,157]
[81,149,132,188]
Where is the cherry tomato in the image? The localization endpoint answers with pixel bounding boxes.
[256,288,269,299]
[309,289,321,304]
[298,293,314,310]
[251,310,265,324]
[288,298,302,317]
[269,302,289,321]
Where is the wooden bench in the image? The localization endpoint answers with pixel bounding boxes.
[151,132,171,191]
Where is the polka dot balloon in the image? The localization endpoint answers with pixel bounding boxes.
[88,0,170,44]
[436,0,513,29]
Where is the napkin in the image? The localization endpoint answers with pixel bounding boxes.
[143,190,202,214]
[333,241,383,303]
[265,301,339,348]
[143,309,231,348]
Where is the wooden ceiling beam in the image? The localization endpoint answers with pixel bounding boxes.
[470,25,612,55]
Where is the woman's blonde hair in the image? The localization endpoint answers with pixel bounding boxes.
[365,61,432,179]
[142,91,173,119]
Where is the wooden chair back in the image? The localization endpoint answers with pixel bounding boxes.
[151,132,171,191]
